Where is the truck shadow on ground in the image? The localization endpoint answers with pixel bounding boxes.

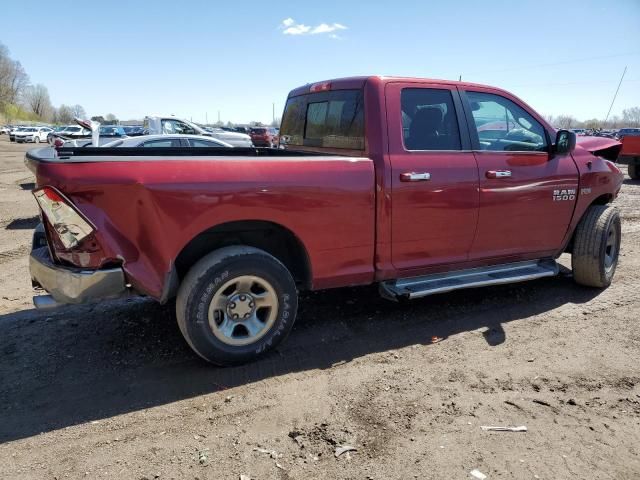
[0,269,602,443]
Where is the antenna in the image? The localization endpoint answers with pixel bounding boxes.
[604,66,627,125]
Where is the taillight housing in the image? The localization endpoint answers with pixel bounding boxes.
[33,187,94,249]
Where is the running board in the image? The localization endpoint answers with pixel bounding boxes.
[380,259,559,301]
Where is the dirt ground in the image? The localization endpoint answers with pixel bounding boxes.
[0,135,638,480]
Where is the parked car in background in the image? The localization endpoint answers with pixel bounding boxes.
[99,126,127,137]
[59,125,91,137]
[122,125,145,136]
[26,76,624,365]
[144,116,253,147]
[46,126,70,143]
[0,125,12,135]
[14,126,53,143]
[617,128,640,140]
[60,125,129,147]
[570,128,587,135]
[9,126,28,142]
[250,126,279,147]
[102,134,233,148]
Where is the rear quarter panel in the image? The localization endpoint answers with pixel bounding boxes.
[34,156,376,298]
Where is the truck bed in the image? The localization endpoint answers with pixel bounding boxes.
[25,146,377,299]
[26,145,336,164]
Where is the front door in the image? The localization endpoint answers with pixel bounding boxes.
[387,83,479,271]
[461,89,579,260]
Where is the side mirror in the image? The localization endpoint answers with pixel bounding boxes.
[554,129,576,155]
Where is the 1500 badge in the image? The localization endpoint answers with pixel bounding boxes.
[553,189,576,201]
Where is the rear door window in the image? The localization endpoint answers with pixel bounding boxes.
[401,88,462,151]
[281,89,364,150]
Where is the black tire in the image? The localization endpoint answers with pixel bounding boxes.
[176,246,298,365]
[572,205,621,288]
[629,161,639,180]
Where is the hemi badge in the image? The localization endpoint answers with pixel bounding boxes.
[581,188,592,195]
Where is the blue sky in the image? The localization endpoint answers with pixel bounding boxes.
[2,0,639,123]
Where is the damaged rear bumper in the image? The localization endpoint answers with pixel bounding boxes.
[30,245,128,309]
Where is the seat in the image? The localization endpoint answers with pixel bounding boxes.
[406,107,447,150]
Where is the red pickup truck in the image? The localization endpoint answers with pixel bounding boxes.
[26,76,624,365]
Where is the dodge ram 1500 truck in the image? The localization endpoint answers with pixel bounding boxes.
[26,76,624,365]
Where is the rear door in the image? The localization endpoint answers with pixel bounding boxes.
[387,82,479,270]
[460,88,579,259]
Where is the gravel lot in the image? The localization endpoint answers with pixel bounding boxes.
[0,135,638,480]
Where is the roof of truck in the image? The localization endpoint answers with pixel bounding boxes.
[287,75,510,98]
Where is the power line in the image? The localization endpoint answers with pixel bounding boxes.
[465,51,640,76]
[605,66,627,124]
[506,78,639,89]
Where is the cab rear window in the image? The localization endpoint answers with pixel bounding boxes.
[280,89,364,150]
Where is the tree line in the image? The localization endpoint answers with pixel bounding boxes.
[545,108,640,130]
[0,42,86,124]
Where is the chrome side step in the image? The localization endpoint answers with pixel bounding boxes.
[380,259,559,301]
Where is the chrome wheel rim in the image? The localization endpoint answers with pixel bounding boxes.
[208,275,278,346]
[604,223,619,271]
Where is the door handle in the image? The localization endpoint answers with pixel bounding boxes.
[486,170,512,179]
[400,172,431,182]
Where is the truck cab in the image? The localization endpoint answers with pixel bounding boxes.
[280,77,622,280]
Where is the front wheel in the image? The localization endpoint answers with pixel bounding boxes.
[176,246,298,365]
[34,137,40,143]
[572,205,621,288]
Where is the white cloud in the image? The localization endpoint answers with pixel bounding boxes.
[279,18,348,38]
[284,24,312,35]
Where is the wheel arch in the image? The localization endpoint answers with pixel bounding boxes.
[168,220,313,299]
[564,194,614,253]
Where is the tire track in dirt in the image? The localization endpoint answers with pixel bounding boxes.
[0,245,30,265]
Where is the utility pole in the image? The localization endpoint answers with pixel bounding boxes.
[604,66,627,125]
[272,103,275,124]
[206,112,208,125]
[217,110,220,124]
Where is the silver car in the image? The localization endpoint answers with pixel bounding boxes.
[101,134,233,148]
[144,116,253,147]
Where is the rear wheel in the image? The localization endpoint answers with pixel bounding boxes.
[34,137,40,143]
[629,160,639,180]
[572,205,621,288]
[176,246,298,365]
